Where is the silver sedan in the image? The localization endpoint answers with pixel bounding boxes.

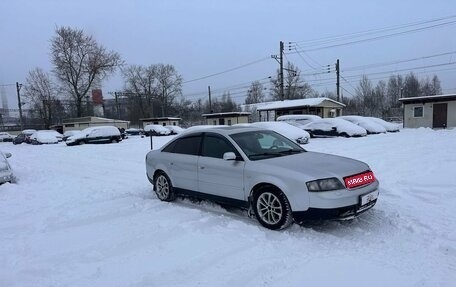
[145,126,379,230]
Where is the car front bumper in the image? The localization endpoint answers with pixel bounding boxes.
[292,199,377,222]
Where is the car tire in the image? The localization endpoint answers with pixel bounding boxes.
[252,187,293,230]
[79,140,86,145]
[111,138,118,143]
[154,172,176,202]
[340,132,350,138]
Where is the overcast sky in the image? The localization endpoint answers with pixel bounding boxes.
[1,0,456,107]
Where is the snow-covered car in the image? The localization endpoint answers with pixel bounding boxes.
[0,132,14,142]
[145,126,379,230]
[144,124,171,136]
[248,121,310,144]
[303,118,367,138]
[366,117,400,132]
[338,116,387,134]
[164,125,185,135]
[66,126,122,146]
[62,130,81,141]
[30,131,60,145]
[0,151,14,184]
[276,114,323,126]
[125,128,143,136]
[13,129,36,144]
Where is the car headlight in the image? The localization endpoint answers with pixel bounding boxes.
[306,177,345,192]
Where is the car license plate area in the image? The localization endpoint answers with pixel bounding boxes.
[344,171,375,189]
[358,190,379,211]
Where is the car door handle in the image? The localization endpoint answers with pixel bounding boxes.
[170,162,174,166]
[200,166,205,169]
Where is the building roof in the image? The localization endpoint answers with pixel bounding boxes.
[398,94,456,104]
[140,117,182,121]
[62,117,129,124]
[201,112,251,118]
[254,97,346,111]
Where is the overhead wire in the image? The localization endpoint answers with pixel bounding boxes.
[182,56,271,84]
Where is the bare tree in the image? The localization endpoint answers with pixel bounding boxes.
[122,65,159,119]
[355,75,374,115]
[156,64,183,117]
[270,62,314,100]
[23,68,59,129]
[431,75,442,95]
[51,26,122,117]
[245,81,265,104]
[403,72,420,98]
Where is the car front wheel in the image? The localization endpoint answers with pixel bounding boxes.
[253,187,293,230]
[154,172,175,202]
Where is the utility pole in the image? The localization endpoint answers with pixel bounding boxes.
[16,82,24,131]
[336,59,340,102]
[271,41,285,101]
[114,92,120,119]
[279,41,284,101]
[208,86,212,113]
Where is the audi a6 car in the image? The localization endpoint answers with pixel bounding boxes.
[145,126,379,230]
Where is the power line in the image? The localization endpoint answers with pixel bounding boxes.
[182,56,271,84]
[183,76,272,99]
[287,19,456,53]
[343,51,456,72]
[291,15,456,46]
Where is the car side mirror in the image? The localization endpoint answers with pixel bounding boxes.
[223,152,236,161]
[5,152,12,158]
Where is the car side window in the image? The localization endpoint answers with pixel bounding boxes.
[201,135,239,159]
[165,136,201,155]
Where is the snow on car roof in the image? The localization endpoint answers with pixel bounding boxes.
[256,97,346,111]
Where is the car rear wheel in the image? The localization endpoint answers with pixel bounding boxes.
[253,187,293,230]
[111,138,118,143]
[154,172,176,202]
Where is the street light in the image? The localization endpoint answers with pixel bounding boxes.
[16,82,24,131]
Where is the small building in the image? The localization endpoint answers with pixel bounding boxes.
[399,94,456,129]
[62,117,130,132]
[245,97,346,121]
[140,117,182,128]
[202,112,251,125]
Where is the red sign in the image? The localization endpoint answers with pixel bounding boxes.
[344,171,376,189]
[92,89,104,105]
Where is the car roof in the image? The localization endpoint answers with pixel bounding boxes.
[183,125,264,136]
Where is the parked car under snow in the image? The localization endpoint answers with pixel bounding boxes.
[366,117,400,132]
[164,125,185,135]
[13,129,36,145]
[144,125,171,136]
[66,126,122,146]
[276,114,323,126]
[0,132,14,142]
[248,121,310,144]
[338,116,387,134]
[302,118,367,138]
[30,131,60,145]
[0,151,14,184]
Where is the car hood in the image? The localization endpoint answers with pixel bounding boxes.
[255,151,370,179]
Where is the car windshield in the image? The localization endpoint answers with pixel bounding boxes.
[230,130,305,161]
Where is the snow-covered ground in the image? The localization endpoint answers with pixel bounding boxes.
[0,129,455,287]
